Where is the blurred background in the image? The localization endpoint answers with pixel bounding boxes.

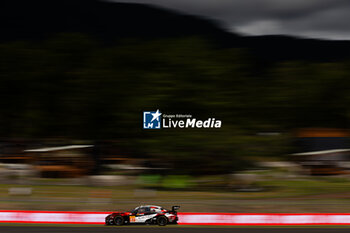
[2,0,350,213]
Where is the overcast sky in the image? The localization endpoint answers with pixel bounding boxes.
[111,0,350,40]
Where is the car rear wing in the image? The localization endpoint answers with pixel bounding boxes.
[171,206,180,213]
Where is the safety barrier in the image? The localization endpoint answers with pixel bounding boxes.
[2,211,350,225]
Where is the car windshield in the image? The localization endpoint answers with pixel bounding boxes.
[130,207,138,213]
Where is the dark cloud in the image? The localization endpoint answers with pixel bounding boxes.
[110,0,350,40]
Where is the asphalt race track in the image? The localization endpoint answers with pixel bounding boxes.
[1,226,350,233]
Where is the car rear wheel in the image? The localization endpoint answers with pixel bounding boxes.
[157,216,168,226]
[114,216,124,226]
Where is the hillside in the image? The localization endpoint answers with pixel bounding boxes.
[1,0,350,62]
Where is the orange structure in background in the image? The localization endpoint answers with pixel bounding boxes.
[295,128,350,138]
[293,128,350,175]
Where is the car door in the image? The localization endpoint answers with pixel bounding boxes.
[135,207,155,223]
[134,207,148,223]
[128,207,138,223]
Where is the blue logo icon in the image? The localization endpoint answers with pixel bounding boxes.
[143,110,162,129]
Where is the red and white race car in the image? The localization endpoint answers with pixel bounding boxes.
[105,205,180,226]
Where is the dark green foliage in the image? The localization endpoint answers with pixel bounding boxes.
[0,34,348,174]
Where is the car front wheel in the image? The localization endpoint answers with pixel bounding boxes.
[114,216,124,226]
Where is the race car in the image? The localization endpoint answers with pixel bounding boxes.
[105,205,180,226]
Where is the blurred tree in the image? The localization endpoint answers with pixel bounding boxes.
[0,34,349,174]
